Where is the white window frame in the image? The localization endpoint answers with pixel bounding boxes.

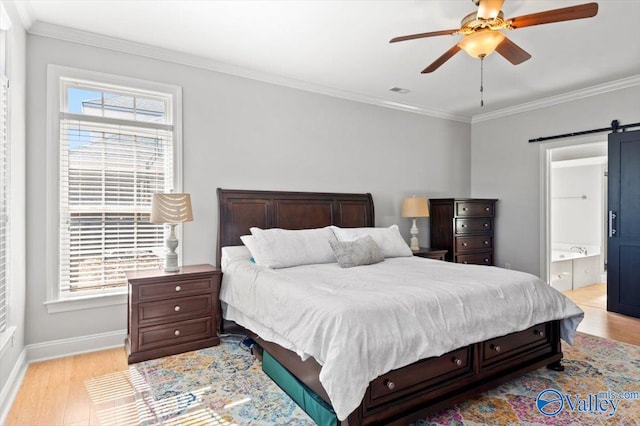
[45,65,182,313]
[0,3,11,340]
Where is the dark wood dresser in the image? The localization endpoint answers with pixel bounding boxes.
[125,264,221,364]
[429,198,497,265]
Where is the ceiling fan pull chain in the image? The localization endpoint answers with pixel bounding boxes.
[480,55,485,107]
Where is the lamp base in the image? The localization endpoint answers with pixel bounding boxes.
[164,252,179,272]
[164,224,180,272]
[410,236,420,251]
[410,218,420,251]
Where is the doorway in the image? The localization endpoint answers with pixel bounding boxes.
[541,139,608,304]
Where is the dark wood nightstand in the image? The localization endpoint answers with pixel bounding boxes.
[412,247,448,261]
[125,264,221,364]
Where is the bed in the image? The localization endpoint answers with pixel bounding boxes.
[216,188,583,425]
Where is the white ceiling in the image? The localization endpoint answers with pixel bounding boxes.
[15,0,640,121]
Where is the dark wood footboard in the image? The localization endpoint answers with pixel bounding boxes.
[250,320,562,425]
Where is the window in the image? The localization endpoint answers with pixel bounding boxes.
[48,66,181,307]
[0,8,9,332]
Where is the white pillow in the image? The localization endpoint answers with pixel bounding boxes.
[247,226,338,268]
[221,245,252,271]
[332,225,413,258]
[240,235,259,261]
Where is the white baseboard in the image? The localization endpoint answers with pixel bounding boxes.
[0,329,127,423]
[0,347,28,426]
[27,329,127,363]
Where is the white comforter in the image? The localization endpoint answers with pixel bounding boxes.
[220,255,584,421]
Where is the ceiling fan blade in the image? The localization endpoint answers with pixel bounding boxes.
[495,37,532,65]
[477,0,505,19]
[421,44,462,73]
[509,2,598,29]
[390,29,459,43]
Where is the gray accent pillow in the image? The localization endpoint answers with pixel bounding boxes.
[329,236,384,268]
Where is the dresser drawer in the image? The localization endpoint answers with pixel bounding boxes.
[456,236,492,253]
[456,252,493,265]
[138,317,213,352]
[138,294,212,326]
[369,347,471,406]
[455,201,495,217]
[455,218,492,234]
[482,323,549,363]
[134,277,214,302]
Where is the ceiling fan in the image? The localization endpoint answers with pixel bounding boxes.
[390,0,598,74]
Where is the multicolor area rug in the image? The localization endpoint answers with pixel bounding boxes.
[129,333,640,425]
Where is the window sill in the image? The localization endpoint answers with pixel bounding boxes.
[44,291,127,314]
[0,326,17,358]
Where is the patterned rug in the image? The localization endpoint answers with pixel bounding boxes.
[128,333,640,425]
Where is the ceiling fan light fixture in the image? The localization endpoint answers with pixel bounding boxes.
[458,30,505,58]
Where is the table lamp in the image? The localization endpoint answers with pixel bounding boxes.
[402,196,430,251]
[150,193,193,272]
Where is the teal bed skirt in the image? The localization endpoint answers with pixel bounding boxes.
[262,350,338,426]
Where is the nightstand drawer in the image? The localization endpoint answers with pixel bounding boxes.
[456,252,493,265]
[455,218,493,234]
[138,294,212,326]
[138,317,213,352]
[456,236,492,252]
[135,277,214,302]
[455,201,495,217]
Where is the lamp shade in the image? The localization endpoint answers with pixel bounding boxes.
[150,193,193,224]
[458,30,505,58]
[402,197,429,218]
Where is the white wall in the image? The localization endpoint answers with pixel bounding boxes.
[0,0,27,418]
[26,34,471,346]
[471,86,640,276]
[551,164,602,247]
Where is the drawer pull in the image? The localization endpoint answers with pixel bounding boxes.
[461,224,466,228]
[384,379,395,390]
[485,207,490,212]
[484,240,489,245]
[534,329,544,337]
[484,258,490,263]
[491,344,501,352]
[462,242,468,247]
[174,330,181,336]
[452,357,463,366]
[483,223,489,228]
[174,305,181,312]
[463,261,468,264]
[462,207,468,211]
[175,285,182,292]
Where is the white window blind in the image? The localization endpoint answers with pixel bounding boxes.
[59,83,175,294]
[0,73,8,330]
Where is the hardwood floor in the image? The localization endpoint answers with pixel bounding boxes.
[5,347,136,426]
[563,283,640,347]
[6,284,640,425]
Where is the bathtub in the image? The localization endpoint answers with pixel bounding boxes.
[551,246,600,262]
[550,245,601,291]
[552,250,593,262]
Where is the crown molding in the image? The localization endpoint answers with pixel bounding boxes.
[472,75,640,124]
[29,20,634,125]
[28,21,470,123]
[12,0,34,29]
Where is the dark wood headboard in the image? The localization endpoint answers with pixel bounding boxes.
[216,188,375,267]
